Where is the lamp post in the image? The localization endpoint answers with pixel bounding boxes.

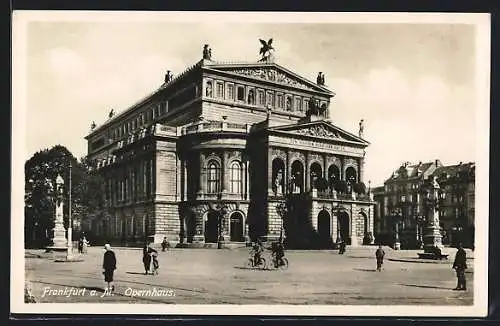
[276,201,287,241]
[335,201,342,244]
[215,202,227,249]
[66,162,73,260]
[392,208,402,250]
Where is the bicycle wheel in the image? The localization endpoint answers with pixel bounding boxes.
[244,258,253,269]
[258,258,267,270]
[278,258,289,271]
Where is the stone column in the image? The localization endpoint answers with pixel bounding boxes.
[245,160,250,200]
[350,205,358,246]
[222,151,229,193]
[285,151,290,194]
[323,154,328,180]
[305,153,310,192]
[197,152,205,197]
[340,156,345,181]
[359,157,365,183]
[267,150,274,196]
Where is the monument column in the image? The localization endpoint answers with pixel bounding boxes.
[50,175,67,249]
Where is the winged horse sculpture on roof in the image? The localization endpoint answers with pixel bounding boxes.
[259,38,274,61]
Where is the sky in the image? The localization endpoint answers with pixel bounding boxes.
[20,13,483,186]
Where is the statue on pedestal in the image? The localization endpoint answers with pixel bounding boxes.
[49,175,68,249]
[359,119,365,138]
[259,38,275,62]
[203,44,212,60]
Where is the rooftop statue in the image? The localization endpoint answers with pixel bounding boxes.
[203,44,212,60]
[259,38,274,61]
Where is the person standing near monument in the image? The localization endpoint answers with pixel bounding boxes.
[452,243,467,291]
[102,244,117,293]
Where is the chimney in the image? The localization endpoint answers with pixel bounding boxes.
[435,159,440,166]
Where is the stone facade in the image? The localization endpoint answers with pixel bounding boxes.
[84,48,375,248]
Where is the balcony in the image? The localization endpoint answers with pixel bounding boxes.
[181,120,251,136]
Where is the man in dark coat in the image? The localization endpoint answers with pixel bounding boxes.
[452,243,467,290]
[102,244,116,292]
[142,243,152,275]
[375,245,385,272]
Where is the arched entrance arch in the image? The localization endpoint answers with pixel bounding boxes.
[310,162,322,190]
[229,212,245,242]
[291,160,304,193]
[317,210,332,247]
[272,158,285,195]
[185,211,196,243]
[204,211,219,243]
[338,211,351,245]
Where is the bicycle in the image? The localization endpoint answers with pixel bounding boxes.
[244,254,267,270]
[271,253,289,271]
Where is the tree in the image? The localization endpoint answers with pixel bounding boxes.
[333,179,348,194]
[353,182,367,195]
[24,145,105,248]
[314,177,329,192]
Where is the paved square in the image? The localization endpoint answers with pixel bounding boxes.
[25,246,473,305]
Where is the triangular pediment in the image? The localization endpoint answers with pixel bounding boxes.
[205,62,333,95]
[268,120,369,146]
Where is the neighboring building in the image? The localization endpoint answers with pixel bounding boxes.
[374,160,475,249]
[83,44,375,248]
[433,162,475,248]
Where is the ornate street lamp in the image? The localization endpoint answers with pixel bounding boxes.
[215,202,228,249]
[391,208,403,250]
[276,201,287,241]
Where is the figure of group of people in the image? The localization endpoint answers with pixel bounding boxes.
[78,234,89,254]
[251,238,286,268]
[372,243,468,290]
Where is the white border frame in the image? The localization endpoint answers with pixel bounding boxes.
[11,11,490,317]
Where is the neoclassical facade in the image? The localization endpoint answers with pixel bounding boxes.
[84,45,375,248]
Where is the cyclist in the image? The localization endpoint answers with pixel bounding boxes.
[272,240,285,268]
[252,239,264,267]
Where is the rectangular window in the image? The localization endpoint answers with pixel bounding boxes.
[216,82,224,98]
[227,84,234,100]
[154,105,160,118]
[160,102,167,115]
[237,86,245,101]
[267,92,274,107]
[304,98,309,110]
[258,90,265,105]
[295,97,302,111]
[277,94,283,108]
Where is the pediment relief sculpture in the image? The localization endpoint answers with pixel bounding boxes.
[294,125,340,138]
[231,68,315,91]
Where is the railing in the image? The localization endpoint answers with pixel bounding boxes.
[182,120,251,135]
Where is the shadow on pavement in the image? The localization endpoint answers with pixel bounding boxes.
[353,268,377,272]
[233,266,274,272]
[397,283,452,290]
[126,272,147,275]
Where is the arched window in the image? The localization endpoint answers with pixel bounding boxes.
[230,161,242,194]
[207,161,221,193]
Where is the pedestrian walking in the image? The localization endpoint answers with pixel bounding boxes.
[161,237,170,252]
[452,243,467,291]
[338,241,346,255]
[102,244,116,293]
[82,236,89,254]
[151,250,160,275]
[142,242,152,275]
[375,245,385,271]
